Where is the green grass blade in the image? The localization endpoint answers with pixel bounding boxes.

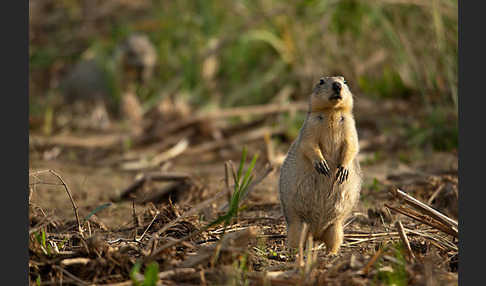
[34,232,42,246]
[236,146,248,186]
[130,262,142,286]
[41,230,46,248]
[83,202,113,222]
[206,148,259,230]
[240,153,258,195]
[240,175,254,197]
[142,262,159,286]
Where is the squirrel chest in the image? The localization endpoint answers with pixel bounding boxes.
[307,112,346,167]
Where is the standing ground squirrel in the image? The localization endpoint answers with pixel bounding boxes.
[279,76,362,254]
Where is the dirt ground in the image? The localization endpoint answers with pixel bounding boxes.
[28,96,458,285]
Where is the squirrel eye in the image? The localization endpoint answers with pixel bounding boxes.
[343,80,347,85]
[319,79,325,85]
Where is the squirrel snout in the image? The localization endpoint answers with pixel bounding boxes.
[332,82,342,93]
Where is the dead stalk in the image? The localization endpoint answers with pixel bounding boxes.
[298,223,309,268]
[137,211,159,242]
[361,247,385,276]
[304,234,317,278]
[395,220,416,261]
[385,204,457,237]
[48,170,83,236]
[392,188,458,230]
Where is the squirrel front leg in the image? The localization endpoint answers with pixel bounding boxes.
[336,119,359,184]
[299,133,330,177]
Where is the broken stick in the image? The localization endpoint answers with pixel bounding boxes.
[395,220,415,261]
[391,188,458,231]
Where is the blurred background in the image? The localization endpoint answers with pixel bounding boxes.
[29,0,457,155]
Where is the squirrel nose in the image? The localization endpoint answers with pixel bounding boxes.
[332,82,342,93]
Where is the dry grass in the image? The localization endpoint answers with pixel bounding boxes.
[29,120,458,285]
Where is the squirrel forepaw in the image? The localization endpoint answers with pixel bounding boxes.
[336,166,349,184]
[314,159,330,177]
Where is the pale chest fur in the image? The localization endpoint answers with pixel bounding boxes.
[309,111,346,167]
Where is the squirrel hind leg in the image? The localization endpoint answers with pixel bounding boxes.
[321,221,344,255]
[287,219,308,249]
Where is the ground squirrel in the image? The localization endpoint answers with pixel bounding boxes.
[118,33,158,85]
[279,76,362,254]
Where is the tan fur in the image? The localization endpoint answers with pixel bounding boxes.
[279,76,362,254]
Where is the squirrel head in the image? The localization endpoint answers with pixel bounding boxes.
[310,76,353,112]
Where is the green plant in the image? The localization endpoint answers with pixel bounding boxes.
[130,262,159,286]
[205,147,258,269]
[374,243,408,286]
[207,146,258,229]
[56,237,69,251]
[34,229,52,256]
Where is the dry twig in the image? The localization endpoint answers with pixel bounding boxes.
[137,211,159,242]
[121,138,189,170]
[385,204,457,237]
[60,257,91,267]
[395,220,416,261]
[48,170,84,236]
[391,188,458,231]
[360,247,385,276]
